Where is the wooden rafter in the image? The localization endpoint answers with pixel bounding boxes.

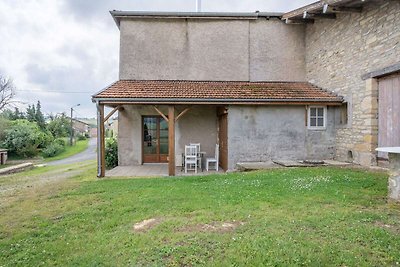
[175,107,191,122]
[153,105,169,122]
[104,105,122,122]
[323,4,362,13]
[303,11,336,19]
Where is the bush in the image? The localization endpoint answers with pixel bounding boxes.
[2,120,52,158]
[0,117,11,143]
[42,142,65,157]
[105,137,118,169]
[77,134,86,141]
[54,138,66,147]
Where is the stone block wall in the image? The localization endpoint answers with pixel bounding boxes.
[305,0,400,165]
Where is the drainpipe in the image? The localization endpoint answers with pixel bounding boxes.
[96,102,102,177]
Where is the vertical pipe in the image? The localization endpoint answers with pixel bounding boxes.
[97,103,105,177]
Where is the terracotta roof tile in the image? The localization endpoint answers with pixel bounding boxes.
[93,80,343,104]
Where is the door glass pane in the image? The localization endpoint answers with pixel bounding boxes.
[160,143,168,154]
[144,118,157,155]
[143,117,168,158]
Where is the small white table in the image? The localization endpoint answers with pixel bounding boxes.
[376,147,400,202]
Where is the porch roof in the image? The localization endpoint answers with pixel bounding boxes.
[92,80,343,105]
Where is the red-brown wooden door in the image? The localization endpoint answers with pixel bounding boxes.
[142,116,169,163]
[378,73,400,159]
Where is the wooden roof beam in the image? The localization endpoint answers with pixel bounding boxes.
[285,18,314,24]
[323,4,362,13]
[303,11,336,19]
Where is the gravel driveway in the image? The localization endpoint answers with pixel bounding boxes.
[47,138,96,166]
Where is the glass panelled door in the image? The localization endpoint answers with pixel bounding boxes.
[143,116,168,163]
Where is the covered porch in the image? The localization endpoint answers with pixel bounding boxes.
[95,103,228,177]
[92,80,343,178]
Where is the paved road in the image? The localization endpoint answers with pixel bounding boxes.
[47,138,97,166]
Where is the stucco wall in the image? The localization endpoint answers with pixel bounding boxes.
[227,106,336,170]
[118,105,217,166]
[119,18,306,81]
[305,0,400,165]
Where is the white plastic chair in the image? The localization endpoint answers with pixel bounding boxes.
[190,143,201,169]
[184,145,198,173]
[206,144,219,171]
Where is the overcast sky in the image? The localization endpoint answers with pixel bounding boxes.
[0,0,314,118]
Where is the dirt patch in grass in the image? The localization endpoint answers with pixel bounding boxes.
[374,221,400,234]
[179,221,245,233]
[133,218,162,232]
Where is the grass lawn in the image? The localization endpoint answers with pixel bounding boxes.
[1,165,400,266]
[43,139,89,162]
[0,164,12,170]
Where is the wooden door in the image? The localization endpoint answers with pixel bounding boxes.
[218,109,228,171]
[378,73,400,159]
[142,116,168,163]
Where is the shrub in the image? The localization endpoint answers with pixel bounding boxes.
[54,138,66,147]
[42,142,65,157]
[0,117,11,143]
[105,137,118,169]
[77,134,86,141]
[2,120,52,158]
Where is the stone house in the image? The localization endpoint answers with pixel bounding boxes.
[92,0,400,177]
[72,119,90,136]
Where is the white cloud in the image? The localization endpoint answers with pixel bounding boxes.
[0,0,314,117]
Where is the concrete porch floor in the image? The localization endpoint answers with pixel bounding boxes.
[106,164,225,178]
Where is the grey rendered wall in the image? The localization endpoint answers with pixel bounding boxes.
[227,106,336,170]
[118,105,217,166]
[119,18,306,81]
[305,0,400,165]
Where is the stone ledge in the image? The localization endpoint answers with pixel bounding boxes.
[0,163,34,176]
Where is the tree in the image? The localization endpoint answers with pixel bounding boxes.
[26,104,36,122]
[0,76,16,112]
[35,101,46,130]
[47,113,72,138]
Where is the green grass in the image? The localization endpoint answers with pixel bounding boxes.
[1,166,399,266]
[0,164,12,170]
[43,139,89,162]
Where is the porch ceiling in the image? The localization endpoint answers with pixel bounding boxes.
[92,80,343,106]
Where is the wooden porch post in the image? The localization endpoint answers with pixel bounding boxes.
[168,105,175,176]
[97,103,106,177]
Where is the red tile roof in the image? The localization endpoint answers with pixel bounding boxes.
[93,80,343,104]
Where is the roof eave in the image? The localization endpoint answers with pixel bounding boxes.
[92,97,344,105]
[110,11,284,29]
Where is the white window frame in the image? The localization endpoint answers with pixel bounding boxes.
[307,106,327,130]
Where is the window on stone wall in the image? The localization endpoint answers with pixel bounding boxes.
[308,106,327,130]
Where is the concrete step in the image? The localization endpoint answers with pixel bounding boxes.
[0,163,34,176]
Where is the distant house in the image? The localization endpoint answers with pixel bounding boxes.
[92,0,400,177]
[72,119,90,136]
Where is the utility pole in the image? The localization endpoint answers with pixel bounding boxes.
[70,104,80,146]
